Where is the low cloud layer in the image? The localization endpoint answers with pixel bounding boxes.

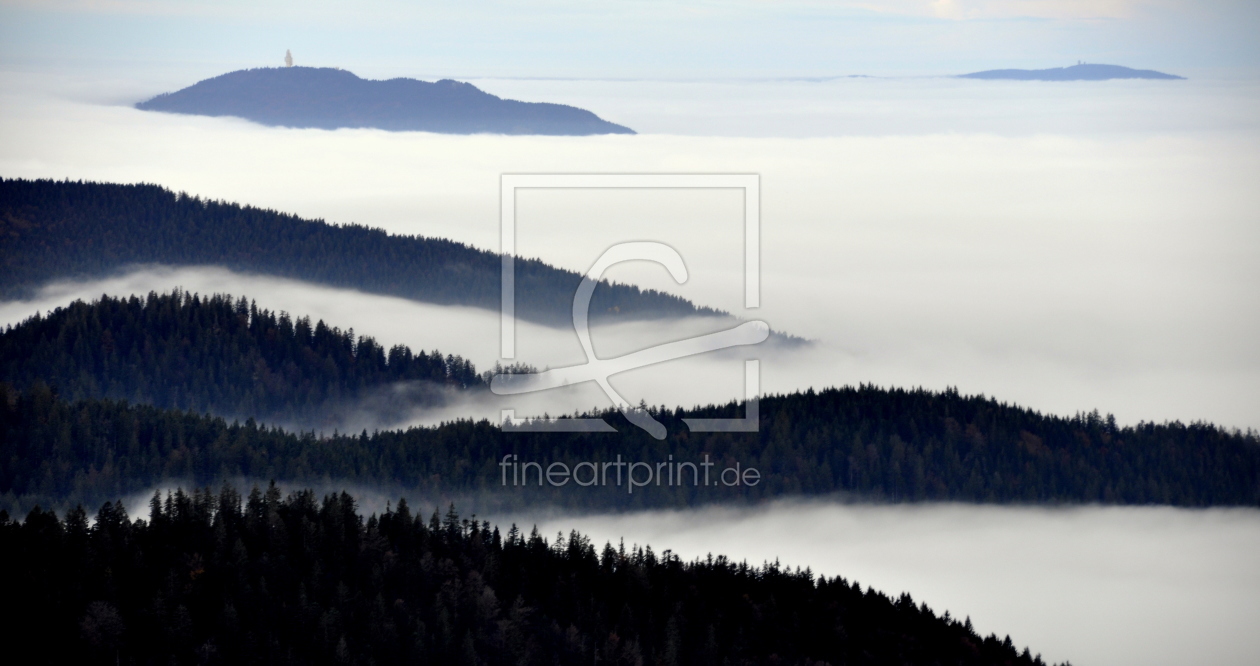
[510,501,1260,666]
[2,76,1257,428]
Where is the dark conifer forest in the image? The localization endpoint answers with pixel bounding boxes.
[0,485,1056,666]
[3,377,1255,517]
[2,290,1257,516]
[0,291,480,429]
[2,176,1256,666]
[2,291,1257,515]
[0,178,717,326]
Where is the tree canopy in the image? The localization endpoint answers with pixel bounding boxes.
[3,380,1255,518]
[0,178,718,326]
[0,291,478,430]
[0,485,1056,665]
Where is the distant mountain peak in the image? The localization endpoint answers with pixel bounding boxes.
[136,66,635,135]
[959,63,1184,81]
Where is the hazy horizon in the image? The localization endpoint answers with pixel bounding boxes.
[3,1,1257,80]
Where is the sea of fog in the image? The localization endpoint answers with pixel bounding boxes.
[510,501,1260,666]
[1,70,1256,430]
[4,68,1260,665]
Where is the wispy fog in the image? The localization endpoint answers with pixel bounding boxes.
[2,73,1257,428]
[0,266,807,428]
[509,501,1260,666]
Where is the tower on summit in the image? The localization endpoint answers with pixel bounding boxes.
[285,49,293,67]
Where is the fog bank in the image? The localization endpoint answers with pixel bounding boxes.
[0,267,811,428]
[2,75,1257,428]
[510,501,1260,666]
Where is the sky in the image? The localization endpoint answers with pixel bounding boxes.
[0,0,1258,83]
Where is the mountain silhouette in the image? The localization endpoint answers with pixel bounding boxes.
[136,66,635,135]
[960,63,1184,81]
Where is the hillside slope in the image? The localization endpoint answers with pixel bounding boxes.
[137,66,635,135]
[0,178,718,327]
[0,292,481,429]
[3,381,1255,516]
[2,491,1054,666]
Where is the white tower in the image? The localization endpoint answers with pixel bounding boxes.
[285,49,293,67]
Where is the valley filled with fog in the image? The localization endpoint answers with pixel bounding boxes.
[2,71,1257,430]
[3,68,1259,665]
[515,501,1260,666]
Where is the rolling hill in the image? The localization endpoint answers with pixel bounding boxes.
[136,66,635,135]
[0,178,718,327]
[960,64,1184,81]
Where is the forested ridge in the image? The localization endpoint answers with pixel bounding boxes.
[0,485,1056,666]
[0,178,718,326]
[3,380,1255,516]
[0,291,480,429]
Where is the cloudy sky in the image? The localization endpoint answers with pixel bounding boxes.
[1,0,1257,82]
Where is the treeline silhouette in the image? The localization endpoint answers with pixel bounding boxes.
[3,381,1255,516]
[0,291,480,429]
[0,178,718,326]
[1,485,1056,666]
